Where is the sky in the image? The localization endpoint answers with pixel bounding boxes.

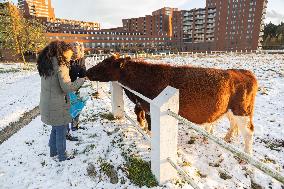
[8,0,284,29]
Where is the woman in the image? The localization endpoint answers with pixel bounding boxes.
[37,40,87,161]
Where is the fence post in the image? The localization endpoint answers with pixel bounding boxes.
[150,86,179,184]
[111,81,124,119]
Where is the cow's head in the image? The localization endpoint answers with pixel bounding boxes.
[86,54,129,82]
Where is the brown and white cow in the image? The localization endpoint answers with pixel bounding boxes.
[86,55,258,154]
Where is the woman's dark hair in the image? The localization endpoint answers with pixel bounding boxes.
[37,40,73,77]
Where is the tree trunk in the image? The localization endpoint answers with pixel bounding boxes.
[20,49,26,65]
[16,37,26,68]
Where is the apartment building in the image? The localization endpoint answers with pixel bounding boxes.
[172,0,268,51]
[18,0,55,19]
[122,7,178,37]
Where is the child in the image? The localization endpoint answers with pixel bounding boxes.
[69,42,87,130]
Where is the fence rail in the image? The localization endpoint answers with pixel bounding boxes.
[117,82,152,103]
[167,110,284,184]
[167,157,200,189]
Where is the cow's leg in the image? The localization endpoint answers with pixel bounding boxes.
[224,110,239,143]
[145,113,151,131]
[233,115,254,154]
[205,124,213,134]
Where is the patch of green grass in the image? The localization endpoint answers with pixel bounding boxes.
[209,162,220,167]
[87,163,97,178]
[219,171,232,180]
[22,65,36,71]
[99,160,118,184]
[86,116,98,123]
[266,142,283,152]
[187,136,196,144]
[195,170,207,178]
[261,155,276,164]
[0,68,20,73]
[41,160,46,167]
[174,180,186,188]
[125,156,158,188]
[100,112,115,121]
[182,161,192,167]
[256,138,284,152]
[82,144,96,154]
[92,92,100,99]
[88,133,98,138]
[251,181,263,189]
[25,140,34,146]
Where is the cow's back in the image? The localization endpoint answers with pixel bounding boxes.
[120,61,257,125]
[170,67,232,124]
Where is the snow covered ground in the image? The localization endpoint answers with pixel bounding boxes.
[0,53,283,189]
[0,63,40,131]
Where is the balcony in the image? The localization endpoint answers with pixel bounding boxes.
[207,24,215,28]
[207,14,216,19]
[196,16,205,20]
[184,13,193,17]
[206,29,215,34]
[195,23,205,26]
[183,23,193,27]
[206,33,215,38]
[195,29,205,34]
[207,19,215,23]
[195,26,205,30]
[208,9,216,14]
[183,18,193,22]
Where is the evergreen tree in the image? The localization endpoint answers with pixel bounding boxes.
[262,22,284,49]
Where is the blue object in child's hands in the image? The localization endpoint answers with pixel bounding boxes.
[69,92,89,118]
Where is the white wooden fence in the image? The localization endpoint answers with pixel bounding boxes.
[110,82,284,187]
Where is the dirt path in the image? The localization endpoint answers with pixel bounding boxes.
[0,106,40,144]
